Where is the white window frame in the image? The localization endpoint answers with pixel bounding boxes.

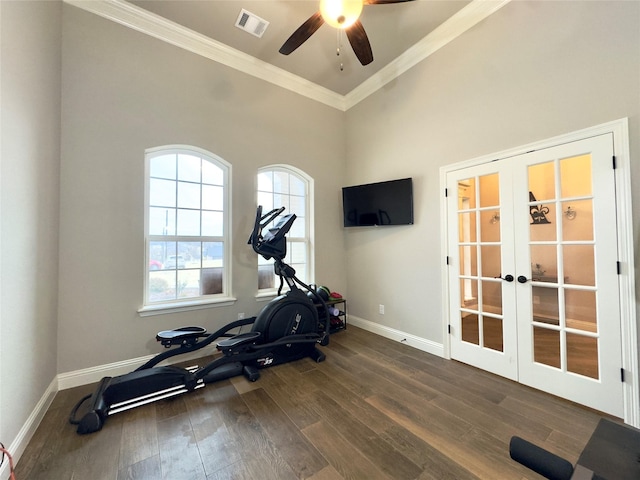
[139,145,234,316]
[256,165,314,297]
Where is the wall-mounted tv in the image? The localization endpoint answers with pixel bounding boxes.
[342,178,414,227]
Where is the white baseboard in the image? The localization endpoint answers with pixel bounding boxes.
[57,348,217,390]
[347,315,444,358]
[0,377,57,480]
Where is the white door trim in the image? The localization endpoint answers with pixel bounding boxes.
[439,118,638,426]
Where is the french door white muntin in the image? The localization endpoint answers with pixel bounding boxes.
[442,120,637,424]
[512,135,623,417]
[446,161,519,380]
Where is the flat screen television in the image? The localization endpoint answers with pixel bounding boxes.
[342,178,414,227]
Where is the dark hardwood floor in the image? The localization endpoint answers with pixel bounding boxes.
[15,326,608,479]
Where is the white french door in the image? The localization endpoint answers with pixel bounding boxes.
[447,134,624,417]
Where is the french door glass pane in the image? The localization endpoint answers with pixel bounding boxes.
[563,245,595,286]
[528,162,555,201]
[461,312,479,345]
[560,154,592,197]
[483,316,504,352]
[533,326,560,368]
[457,173,504,352]
[567,333,598,379]
[562,199,593,241]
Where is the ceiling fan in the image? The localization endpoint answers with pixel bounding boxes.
[279,0,416,66]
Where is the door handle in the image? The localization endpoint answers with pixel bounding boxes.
[517,275,530,283]
[495,274,514,282]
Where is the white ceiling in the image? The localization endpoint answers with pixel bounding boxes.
[67,0,510,109]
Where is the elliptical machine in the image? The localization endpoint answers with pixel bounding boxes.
[70,206,329,434]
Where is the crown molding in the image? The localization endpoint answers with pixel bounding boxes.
[64,0,510,112]
[345,0,511,109]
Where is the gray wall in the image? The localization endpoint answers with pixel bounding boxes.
[57,6,347,373]
[0,0,61,446]
[1,0,639,465]
[345,0,640,342]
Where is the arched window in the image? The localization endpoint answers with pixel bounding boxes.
[257,166,313,292]
[141,146,231,313]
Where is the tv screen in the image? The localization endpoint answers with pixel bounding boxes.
[342,178,413,227]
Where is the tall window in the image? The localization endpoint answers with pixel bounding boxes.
[142,146,231,311]
[257,166,313,292]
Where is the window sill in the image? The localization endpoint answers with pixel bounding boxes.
[138,297,237,317]
[255,290,280,302]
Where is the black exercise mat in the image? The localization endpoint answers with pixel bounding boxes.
[576,418,640,480]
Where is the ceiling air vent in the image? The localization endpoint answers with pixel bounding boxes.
[235,9,269,38]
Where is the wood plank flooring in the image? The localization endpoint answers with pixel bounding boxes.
[15,326,609,480]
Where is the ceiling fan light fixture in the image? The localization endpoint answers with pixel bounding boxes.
[319,0,363,29]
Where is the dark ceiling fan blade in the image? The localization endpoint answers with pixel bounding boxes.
[346,20,373,66]
[279,12,324,55]
[365,0,416,4]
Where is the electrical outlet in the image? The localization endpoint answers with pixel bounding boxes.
[379,304,385,315]
[238,312,245,320]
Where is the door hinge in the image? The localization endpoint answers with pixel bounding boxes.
[446,256,450,265]
[617,261,621,275]
[621,368,625,382]
[612,156,617,169]
[448,324,452,334]
[445,187,448,197]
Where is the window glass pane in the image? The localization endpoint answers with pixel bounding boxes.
[203,161,223,185]
[150,178,176,207]
[150,154,176,180]
[273,193,288,210]
[273,171,290,194]
[177,209,200,236]
[201,268,223,295]
[290,195,305,217]
[290,217,305,238]
[257,167,311,287]
[177,269,199,298]
[258,171,273,192]
[177,181,200,209]
[203,242,223,267]
[149,241,167,268]
[149,207,175,235]
[288,241,306,264]
[149,270,175,302]
[147,149,228,306]
[202,211,223,236]
[257,192,273,211]
[202,185,223,211]
[290,175,305,196]
[177,154,201,182]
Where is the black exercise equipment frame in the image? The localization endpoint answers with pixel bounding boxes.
[70,206,330,434]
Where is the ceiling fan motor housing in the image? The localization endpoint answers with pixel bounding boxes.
[319,0,363,29]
